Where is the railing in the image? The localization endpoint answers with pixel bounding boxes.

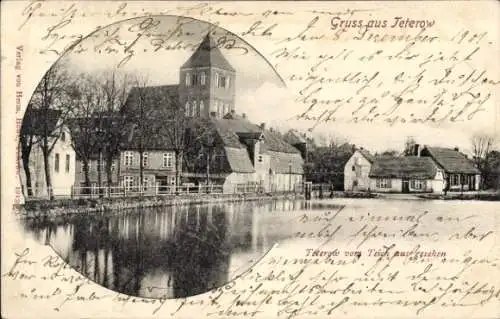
[22,182,302,201]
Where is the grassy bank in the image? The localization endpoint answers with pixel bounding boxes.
[18,192,305,219]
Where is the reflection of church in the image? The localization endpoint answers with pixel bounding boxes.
[123,34,307,192]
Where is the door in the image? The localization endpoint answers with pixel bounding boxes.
[402,179,410,193]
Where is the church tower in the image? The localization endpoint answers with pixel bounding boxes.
[178,34,236,119]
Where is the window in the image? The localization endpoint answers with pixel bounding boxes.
[216,101,221,117]
[192,100,197,117]
[124,151,133,166]
[142,152,149,167]
[54,153,60,173]
[258,155,263,163]
[185,73,191,86]
[200,100,205,115]
[352,165,355,171]
[411,179,426,190]
[61,132,66,142]
[376,178,391,188]
[200,72,206,85]
[143,176,149,191]
[169,176,176,185]
[196,101,201,116]
[111,163,116,172]
[65,154,70,173]
[163,152,173,168]
[219,75,226,88]
[451,174,460,186]
[185,101,191,116]
[124,176,134,191]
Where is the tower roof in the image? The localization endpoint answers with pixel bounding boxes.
[181,33,236,72]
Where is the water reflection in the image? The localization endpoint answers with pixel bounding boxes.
[23,199,311,299]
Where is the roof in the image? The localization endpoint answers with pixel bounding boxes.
[21,108,61,136]
[283,130,307,145]
[262,130,302,154]
[224,147,255,173]
[123,85,179,115]
[269,151,304,174]
[357,148,375,163]
[191,116,303,173]
[422,146,480,174]
[180,34,235,72]
[123,125,176,151]
[369,156,437,179]
[212,117,301,154]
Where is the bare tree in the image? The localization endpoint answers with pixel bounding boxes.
[471,133,496,189]
[28,62,72,199]
[19,104,39,197]
[98,70,131,188]
[67,74,106,193]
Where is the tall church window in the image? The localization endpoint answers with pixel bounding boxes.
[200,72,206,85]
[200,100,205,115]
[192,101,197,116]
[185,101,191,116]
[185,73,191,87]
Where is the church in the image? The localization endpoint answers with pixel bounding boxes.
[120,34,306,193]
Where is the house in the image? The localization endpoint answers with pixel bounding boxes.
[19,108,76,198]
[419,145,481,191]
[118,127,177,194]
[120,33,305,193]
[344,144,481,194]
[368,156,444,193]
[344,148,375,191]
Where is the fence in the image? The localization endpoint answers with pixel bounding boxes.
[23,181,303,201]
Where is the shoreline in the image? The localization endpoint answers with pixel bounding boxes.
[17,191,379,219]
[17,190,499,220]
[18,193,305,220]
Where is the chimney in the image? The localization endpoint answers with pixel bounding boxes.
[242,113,246,119]
[454,147,459,152]
[414,144,421,156]
[260,123,266,130]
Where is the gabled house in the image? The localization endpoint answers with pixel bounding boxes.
[344,148,375,191]
[182,112,304,193]
[419,146,481,191]
[368,156,444,193]
[19,108,75,198]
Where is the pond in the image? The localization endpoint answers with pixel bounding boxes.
[21,197,497,299]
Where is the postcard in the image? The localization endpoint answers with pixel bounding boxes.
[1,1,499,318]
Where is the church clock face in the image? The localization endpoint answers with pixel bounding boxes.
[18,15,300,300]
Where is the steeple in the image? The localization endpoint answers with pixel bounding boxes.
[181,34,235,72]
[178,33,236,119]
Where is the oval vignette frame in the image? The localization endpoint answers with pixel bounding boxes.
[18,14,293,300]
